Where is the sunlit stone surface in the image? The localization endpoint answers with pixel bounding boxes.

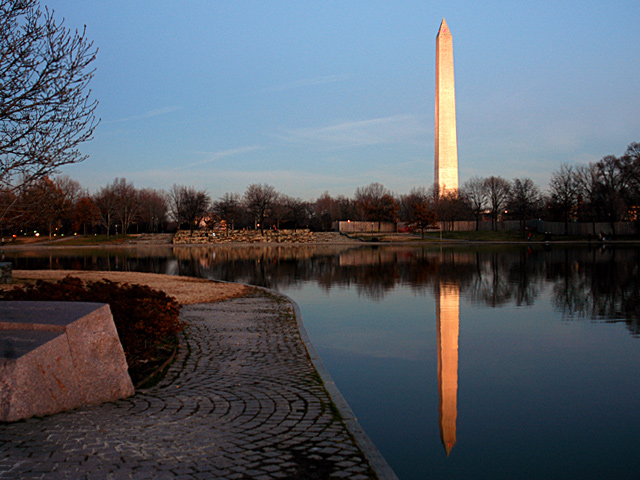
[435,18,459,196]
[0,301,134,422]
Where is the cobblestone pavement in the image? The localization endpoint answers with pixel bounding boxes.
[0,290,390,479]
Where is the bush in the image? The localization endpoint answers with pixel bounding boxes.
[0,276,185,384]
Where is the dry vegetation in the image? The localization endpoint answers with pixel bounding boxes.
[3,270,248,304]
[1,271,249,385]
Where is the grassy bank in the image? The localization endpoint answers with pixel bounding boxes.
[3,234,136,246]
[53,234,136,245]
[352,230,640,243]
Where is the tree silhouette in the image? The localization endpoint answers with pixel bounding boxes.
[0,0,98,216]
[354,182,398,230]
[244,183,278,235]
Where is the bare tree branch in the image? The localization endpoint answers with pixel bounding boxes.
[0,0,98,209]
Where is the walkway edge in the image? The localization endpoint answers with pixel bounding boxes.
[274,288,400,480]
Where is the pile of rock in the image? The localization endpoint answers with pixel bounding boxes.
[173,229,320,244]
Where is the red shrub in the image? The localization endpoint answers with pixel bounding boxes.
[1,276,185,382]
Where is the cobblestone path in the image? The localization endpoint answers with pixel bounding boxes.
[0,291,386,479]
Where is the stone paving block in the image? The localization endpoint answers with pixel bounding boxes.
[0,292,394,479]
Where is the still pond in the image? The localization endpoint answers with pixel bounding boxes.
[5,244,640,479]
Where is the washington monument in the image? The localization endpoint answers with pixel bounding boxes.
[434,18,459,196]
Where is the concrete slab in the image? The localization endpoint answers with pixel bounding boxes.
[0,301,134,422]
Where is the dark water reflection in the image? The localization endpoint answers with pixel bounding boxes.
[6,245,639,336]
[4,244,640,479]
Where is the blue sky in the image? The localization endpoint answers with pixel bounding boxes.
[51,0,640,200]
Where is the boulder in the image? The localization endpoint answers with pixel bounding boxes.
[0,301,134,422]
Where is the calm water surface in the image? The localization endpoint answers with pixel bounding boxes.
[5,244,640,479]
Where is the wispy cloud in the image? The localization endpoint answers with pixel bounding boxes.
[183,146,262,169]
[278,114,427,148]
[107,105,183,124]
[262,74,351,93]
[117,146,263,189]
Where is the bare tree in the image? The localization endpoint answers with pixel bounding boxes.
[111,178,138,234]
[271,194,290,230]
[213,192,242,232]
[484,176,511,230]
[548,164,579,234]
[435,189,470,231]
[93,178,138,236]
[313,192,347,231]
[398,187,425,222]
[354,182,398,230]
[399,187,436,238]
[93,184,118,237]
[21,176,67,238]
[575,163,600,233]
[595,155,627,234]
[621,142,640,230]
[53,175,82,232]
[244,183,278,234]
[0,188,18,234]
[461,177,487,231]
[169,185,210,233]
[73,196,99,235]
[336,195,357,222]
[414,202,437,239]
[138,189,167,233]
[0,0,99,207]
[507,178,542,233]
[285,196,310,232]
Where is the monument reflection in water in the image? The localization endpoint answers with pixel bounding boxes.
[5,244,640,479]
[436,281,459,457]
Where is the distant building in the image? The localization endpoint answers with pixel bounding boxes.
[334,221,397,233]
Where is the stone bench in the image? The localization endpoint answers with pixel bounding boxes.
[0,301,134,422]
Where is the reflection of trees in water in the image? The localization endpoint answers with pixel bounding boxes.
[550,247,640,336]
[506,249,545,306]
[8,244,640,336]
[466,252,514,308]
[174,245,480,301]
[464,249,545,308]
[6,246,175,273]
[172,245,350,290]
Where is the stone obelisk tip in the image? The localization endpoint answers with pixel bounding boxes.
[438,18,450,36]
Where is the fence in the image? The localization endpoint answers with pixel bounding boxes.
[527,220,637,236]
[438,219,637,236]
[335,219,638,236]
[335,221,397,233]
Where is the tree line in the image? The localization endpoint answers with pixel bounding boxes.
[0,141,637,239]
[1,3,638,240]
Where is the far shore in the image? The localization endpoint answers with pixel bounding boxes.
[2,230,639,249]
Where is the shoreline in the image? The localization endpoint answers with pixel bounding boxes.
[3,239,639,251]
[1,270,397,479]
[3,230,640,249]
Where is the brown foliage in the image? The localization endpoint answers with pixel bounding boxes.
[354,182,398,223]
[0,277,185,383]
